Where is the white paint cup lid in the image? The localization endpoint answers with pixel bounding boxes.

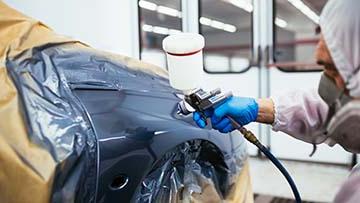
[162,33,205,55]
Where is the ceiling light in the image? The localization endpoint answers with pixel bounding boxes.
[142,24,153,32]
[226,0,253,13]
[199,17,237,33]
[142,24,182,36]
[275,17,288,28]
[153,26,169,35]
[211,20,225,30]
[139,0,157,11]
[223,24,237,32]
[140,2,238,33]
[157,5,180,17]
[169,29,182,35]
[288,0,319,24]
[199,17,212,26]
[139,0,182,18]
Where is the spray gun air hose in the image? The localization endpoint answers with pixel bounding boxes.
[228,117,302,203]
[178,88,302,203]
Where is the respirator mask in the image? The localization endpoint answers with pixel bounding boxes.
[318,67,360,153]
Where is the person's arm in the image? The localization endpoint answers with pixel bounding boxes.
[270,89,329,144]
[256,98,275,124]
[193,89,328,144]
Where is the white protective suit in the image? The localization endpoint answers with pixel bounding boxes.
[271,0,360,202]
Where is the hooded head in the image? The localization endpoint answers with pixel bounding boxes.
[317,0,360,97]
[316,0,360,154]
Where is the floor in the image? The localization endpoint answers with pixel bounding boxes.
[248,157,351,203]
[254,194,324,203]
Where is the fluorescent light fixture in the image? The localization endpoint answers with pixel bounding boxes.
[211,20,225,30]
[142,24,181,36]
[139,0,182,18]
[153,26,169,35]
[199,17,237,33]
[275,17,288,28]
[142,24,153,32]
[169,29,181,35]
[288,0,319,24]
[157,5,180,17]
[223,24,237,32]
[199,17,212,26]
[139,0,157,11]
[226,0,253,13]
[140,1,238,33]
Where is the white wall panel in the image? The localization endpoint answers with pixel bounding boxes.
[4,0,137,57]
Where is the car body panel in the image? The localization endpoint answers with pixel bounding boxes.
[3,11,249,202]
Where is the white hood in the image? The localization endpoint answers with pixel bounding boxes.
[320,0,360,97]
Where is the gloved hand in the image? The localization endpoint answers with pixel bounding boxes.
[193,109,213,128]
[193,96,258,133]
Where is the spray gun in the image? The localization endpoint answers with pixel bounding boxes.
[177,88,231,116]
[163,33,301,203]
[177,88,261,144]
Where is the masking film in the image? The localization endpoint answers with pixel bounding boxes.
[0,1,253,202]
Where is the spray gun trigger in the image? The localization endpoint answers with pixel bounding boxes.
[199,111,209,127]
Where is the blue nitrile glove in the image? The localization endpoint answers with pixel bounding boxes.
[193,110,213,128]
[192,96,258,133]
[211,96,258,133]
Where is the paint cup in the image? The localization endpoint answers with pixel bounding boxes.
[162,33,205,91]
